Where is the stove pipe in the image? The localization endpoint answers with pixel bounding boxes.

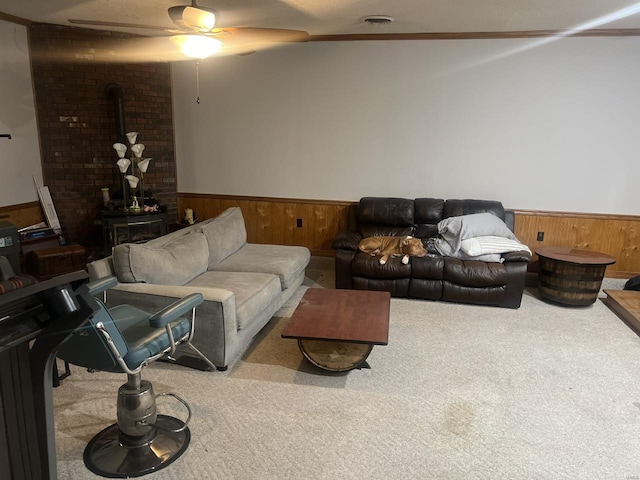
[105,83,126,145]
[105,83,128,205]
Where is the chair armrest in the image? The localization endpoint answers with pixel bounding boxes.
[332,231,362,251]
[502,250,532,263]
[149,293,204,328]
[86,276,118,296]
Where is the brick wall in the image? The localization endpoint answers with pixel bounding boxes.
[29,24,177,255]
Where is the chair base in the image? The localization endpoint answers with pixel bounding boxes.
[83,415,190,478]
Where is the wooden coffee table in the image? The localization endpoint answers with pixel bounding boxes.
[281,288,390,372]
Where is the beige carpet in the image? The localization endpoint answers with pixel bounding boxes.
[53,259,640,479]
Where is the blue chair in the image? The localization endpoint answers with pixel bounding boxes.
[57,276,208,478]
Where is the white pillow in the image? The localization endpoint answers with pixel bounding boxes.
[461,236,531,257]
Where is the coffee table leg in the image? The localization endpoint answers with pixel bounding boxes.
[297,339,373,372]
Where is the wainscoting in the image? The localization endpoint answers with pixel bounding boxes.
[3,196,638,278]
[514,210,640,278]
[177,193,350,256]
[179,193,640,278]
[0,201,45,229]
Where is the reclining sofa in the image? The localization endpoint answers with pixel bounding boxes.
[87,207,310,370]
[332,197,531,309]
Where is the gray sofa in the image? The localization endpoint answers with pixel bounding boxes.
[87,207,310,370]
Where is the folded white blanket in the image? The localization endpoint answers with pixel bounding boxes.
[461,236,531,256]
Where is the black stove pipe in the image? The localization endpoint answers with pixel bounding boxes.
[105,83,128,206]
[105,83,126,145]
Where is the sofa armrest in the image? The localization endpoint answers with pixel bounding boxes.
[334,248,357,289]
[332,231,362,251]
[87,256,116,281]
[502,250,532,263]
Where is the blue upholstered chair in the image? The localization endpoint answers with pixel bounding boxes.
[57,276,208,478]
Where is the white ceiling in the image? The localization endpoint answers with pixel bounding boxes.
[2,0,640,37]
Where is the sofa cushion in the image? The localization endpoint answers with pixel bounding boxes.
[414,198,445,239]
[357,197,415,226]
[196,207,247,269]
[211,243,310,290]
[352,252,412,279]
[186,271,281,331]
[357,197,415,238]
[113,232,209,286]
[411,255,444,280]
[443,258,507,287]
[443,199,505,221]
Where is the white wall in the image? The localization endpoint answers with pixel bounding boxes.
[0,20,43,207]
[172,36,640,215]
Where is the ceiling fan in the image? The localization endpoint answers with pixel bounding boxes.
[67,0,309,61]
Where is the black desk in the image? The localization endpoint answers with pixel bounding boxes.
[0,271,97,480]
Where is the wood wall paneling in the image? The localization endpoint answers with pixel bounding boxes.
[178,194,640,277]
[177,194,351,256]
[0,202,45,229]
[514,210,640,279]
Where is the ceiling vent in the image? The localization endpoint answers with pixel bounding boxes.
[362,15,394,25]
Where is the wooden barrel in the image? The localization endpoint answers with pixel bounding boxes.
[298,339,373,372]
[538,257,607,307]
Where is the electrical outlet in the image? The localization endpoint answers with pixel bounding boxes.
[296,218,302,228]
[537,231,544,241]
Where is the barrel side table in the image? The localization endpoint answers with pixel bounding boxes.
[536,247,615,307]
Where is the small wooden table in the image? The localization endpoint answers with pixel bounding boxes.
[281,289,390,372]
[536,247,615,307]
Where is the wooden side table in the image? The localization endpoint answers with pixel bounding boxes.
[536,247,615,306]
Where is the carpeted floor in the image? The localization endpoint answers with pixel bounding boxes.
[53,258,640,479]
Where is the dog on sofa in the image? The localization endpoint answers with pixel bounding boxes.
[358,235,427,265]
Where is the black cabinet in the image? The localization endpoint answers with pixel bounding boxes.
[101,211,168,256]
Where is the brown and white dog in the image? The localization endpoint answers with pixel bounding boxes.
[358,235,427,265]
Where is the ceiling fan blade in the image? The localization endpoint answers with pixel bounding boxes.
[119,37,193,62]
[211,27,309,44]
[36,36,190,63]
[210,28,308,56]
[61,14,309,62]
[68,19,173,32]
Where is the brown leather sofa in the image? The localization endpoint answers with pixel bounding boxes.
[332,197,531,309]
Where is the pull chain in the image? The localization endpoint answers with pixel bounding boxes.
[196,59,200,104]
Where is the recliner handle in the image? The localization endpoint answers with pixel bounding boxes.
[148,293,204,328]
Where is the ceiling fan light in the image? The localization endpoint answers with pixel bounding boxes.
[169,5,216,32]
[171,34,222,59]
[183,6,216,32]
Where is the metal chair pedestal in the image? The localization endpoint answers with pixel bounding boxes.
[84,372,191,478]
